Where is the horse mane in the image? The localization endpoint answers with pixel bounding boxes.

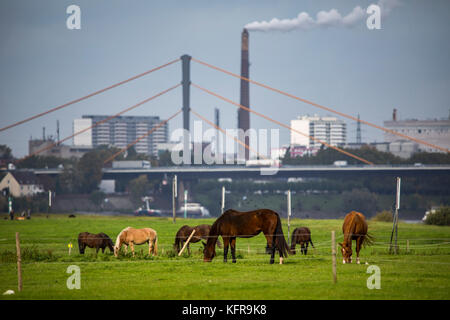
[114,227,131,249]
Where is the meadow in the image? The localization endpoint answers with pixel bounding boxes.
[0,213,449,300]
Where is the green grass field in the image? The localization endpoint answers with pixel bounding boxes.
[0,214,449,300]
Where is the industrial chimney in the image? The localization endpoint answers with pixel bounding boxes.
[393,108,397,121]
[238,28,250,160]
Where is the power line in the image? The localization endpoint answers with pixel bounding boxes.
[103,109,183,164]
[0,58,180,133]
[192,57,449,154]
[190,108,268,161]
[191,82,374,165]
[17,84,181,163]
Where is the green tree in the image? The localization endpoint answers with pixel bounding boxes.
[128,175,153,205]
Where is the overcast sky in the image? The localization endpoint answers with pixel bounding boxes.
[1,0,449,157]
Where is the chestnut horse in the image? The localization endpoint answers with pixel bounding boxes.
[203,209,289,264]
[114,227,158,257]
[290,227,314,255]
[174,224,222,255]
[339,211,373,264]
[78,232,114,254]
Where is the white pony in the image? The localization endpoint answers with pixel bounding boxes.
[114,226,158,257]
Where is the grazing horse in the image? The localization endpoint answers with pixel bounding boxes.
[290,227,314,255]
[339,211,373,264]
[114,227,158,257]
[174,224,222,255]
[203,209,289,264]
[78,232,114,254]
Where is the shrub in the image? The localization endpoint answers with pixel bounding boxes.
[424,207,450,226]
[371,210,394,222]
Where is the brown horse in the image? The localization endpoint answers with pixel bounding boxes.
[339,211,373,264]
[114,227,158,257]
[174,224,222,255]
[290,227,314,255]
[78,232,114,254]
[203,209,289,264]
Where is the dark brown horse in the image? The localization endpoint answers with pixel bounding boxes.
[78,232,114,254]
[174,224,222,255]
[290,227,314,255]
[339,211,373,264]
[203,209,289,264]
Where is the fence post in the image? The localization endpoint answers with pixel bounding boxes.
[16,232,22,292]
[178,229,196,256]
[331,230,337,284]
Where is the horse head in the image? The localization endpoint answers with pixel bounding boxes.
[339,243,352,264]
[203,241,216,262]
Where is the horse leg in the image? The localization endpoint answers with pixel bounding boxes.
[356,237,362,264]
[223,237,230,263]
[300,243,305,255]
[230,237,237,263]
[304,242,309,255]
[129,242,135,257]
[270,245,275,264]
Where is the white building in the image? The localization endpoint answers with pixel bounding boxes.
[290,115,346,148]
[73,118,93,146]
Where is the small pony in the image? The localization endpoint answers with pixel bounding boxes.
[78,232,114,254]
[289,227,314,255]
[114,227,158,257]
[174,224,222,255]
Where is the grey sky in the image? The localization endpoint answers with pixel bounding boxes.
[1,0,449,157]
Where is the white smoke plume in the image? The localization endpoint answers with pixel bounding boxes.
[245,0,401,32]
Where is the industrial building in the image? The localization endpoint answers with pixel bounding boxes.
[383,109,450,155]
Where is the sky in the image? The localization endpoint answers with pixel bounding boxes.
[1,0,450,157]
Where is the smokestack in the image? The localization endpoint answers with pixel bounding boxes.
[56,120,60,145]
[238,28,250,160]
[393,108,397,121]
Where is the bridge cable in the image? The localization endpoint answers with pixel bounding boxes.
[17,84,181,164]
[190,108,268,161]
[192,58,449,154]
[103,109,183,165]
[191,82,374,165]
[0,58,180,133]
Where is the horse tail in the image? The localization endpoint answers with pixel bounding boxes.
[309,238,315,249]
[362,232,375,247]
[274,213,289,258]
[153,233,158,255]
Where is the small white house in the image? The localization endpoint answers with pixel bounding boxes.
[0,171,44,197]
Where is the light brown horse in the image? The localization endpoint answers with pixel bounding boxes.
[174,224,222,255]
[203,209,289,264]
[339,211,373,264]
[114,227,158,257]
